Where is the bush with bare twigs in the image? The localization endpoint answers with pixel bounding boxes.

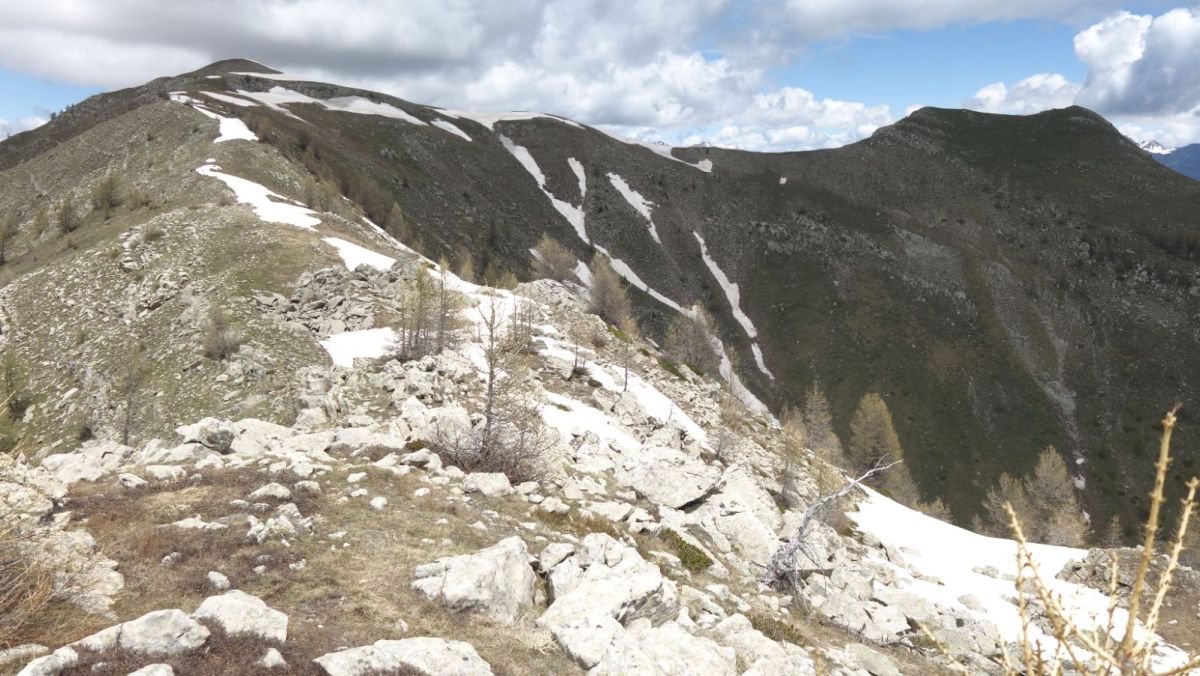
[201,306,244,361]
[433,299,554,483]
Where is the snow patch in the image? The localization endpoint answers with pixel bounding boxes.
[750,344,774,380]
[185,103,258,143]
[693,232,757,339]
[499,136,588,243]
[323,96,425,125]
[431,118,472,141]
[711,337,770,416]
[441,110,583,130]
[231,71,314,82]
[607,173,661,245]
[568,158,586,198]
[778,176,787,185]
[851,487,1191,669]
[194,164,320,229]
[541,391,639,453]
[622,140,712,173]
[198,91,258,107]
[320,328,396,367]
[322,237,396,272]
[592,244,688,315]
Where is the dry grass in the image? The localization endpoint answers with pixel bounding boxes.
[994,405,1200,675]
[22,464,582,675]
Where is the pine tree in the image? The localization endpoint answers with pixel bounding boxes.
[1103,513,1124,548]
[802,380,843,465]
[33,207,48,239]
[58,198,80,234]
[386,202,412,243]
[0,212,18,265]
[91,173,122,217]
[1025,446,1088,546]
[587,255,633,326]
[981,446,1087,546]
[664,306,719,375]
[531,233,577,283]
[848,392,919,503]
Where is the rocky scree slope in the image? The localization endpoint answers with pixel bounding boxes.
[4,262,1198,674]
[4,60,1197,528]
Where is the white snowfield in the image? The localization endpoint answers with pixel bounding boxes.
[194,163,321,229]
[431,118,472,141]
[499,136,588,243]
[320,328,396,367]
[198,91,258,107]
[170,92,258,143]
[568,158,586,198]
[219,86,427,126]
[607,173,662,245]
[851,488,1194,671]
[323,237,397,272]
[438,109,583,131]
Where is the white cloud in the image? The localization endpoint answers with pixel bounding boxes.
[0,0,1116,152]
[777,0,1114,41]
[0,115,47,138]
[965,74,1081,115]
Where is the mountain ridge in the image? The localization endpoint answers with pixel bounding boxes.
[2,60,1198,531]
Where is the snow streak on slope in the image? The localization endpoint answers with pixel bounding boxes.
[626,140,713,173]
[431,119,472,141]
[607,173,661,245]
[750,344,775,380]
[592,244,688,316]
[320,328,396,367]
[693,232,776,380]
[568,158,586,198]
[439,109,583,131]
[851,487,1193,670]
[499,136,588,243]
[693,232,756,339]
[323,237,396,272]
[712,337,771,416]
[195,163,320,228]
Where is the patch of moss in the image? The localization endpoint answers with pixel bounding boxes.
[748,611,808,647]
[661,529,712,573]
[657,358,684,379]
[607,325,630,343]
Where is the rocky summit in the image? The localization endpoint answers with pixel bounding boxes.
[0,59,1199,675]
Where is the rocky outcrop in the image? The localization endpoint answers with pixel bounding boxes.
[412,536,536,624]
[192,590,289,642]
[313,637,494,676]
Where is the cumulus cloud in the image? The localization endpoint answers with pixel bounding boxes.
[0,115,47,138]
[777,0,1116,42]
[965,74,1082,115]
[0,0,1152,150]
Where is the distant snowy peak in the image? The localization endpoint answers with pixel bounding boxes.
[1138,139,1174,155]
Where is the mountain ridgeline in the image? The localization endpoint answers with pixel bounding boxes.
[2,59,1198,531]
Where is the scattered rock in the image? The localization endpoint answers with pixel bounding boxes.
[314,637,493,676]
[412,537,536,624]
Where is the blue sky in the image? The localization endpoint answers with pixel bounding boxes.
[2,2,1199,148]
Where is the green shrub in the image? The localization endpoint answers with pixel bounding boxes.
[661,529,713,573]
